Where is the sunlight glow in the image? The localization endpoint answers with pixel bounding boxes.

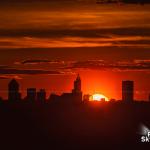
[90,94,109,101]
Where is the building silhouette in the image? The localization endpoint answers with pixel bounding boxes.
[72,74,81,93]
[8,79,21,101]
[2,78,149,104]
[37,89,46,102]
[60,93,73,105]
[49,74,83,104]
[72,74,82,104]
[122,80,134,102]
[72,74,82,103]
[27,88,36,102]
[49,93,60,104]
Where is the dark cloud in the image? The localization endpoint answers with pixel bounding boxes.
[0,47,149,64]
[0,0,76,3]
[21,59,53,65]
[121,0,150,4]
[97,0,150,4]
[0,29,110,38]
[0,28,150,49]
[0,0,149,4]
[0,65,10,69]
[16,59,150,72]
[0,59,150,81]
[0,67,62,75]
[65,60,150,71]
[0,28,150,38]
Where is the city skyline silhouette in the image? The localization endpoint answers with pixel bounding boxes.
[0,74,148,103]
[0,74,150,150]
[0,1,150,149]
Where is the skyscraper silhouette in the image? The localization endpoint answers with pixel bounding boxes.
[72,74,82,103]
[27,88,36,102]
[8,79,21,101]
[37,89,46,102]
[122,80,134,102]
[72,74,81,93]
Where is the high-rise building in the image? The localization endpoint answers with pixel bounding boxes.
[50,74,83,105]
[72,74,82,103]
[8,79,21,101]
[37,89,46,102]
[27,88,36,102]
[72,74,81,93]
[122,80,134,102]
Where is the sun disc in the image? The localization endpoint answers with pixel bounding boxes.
[90,94,109,101]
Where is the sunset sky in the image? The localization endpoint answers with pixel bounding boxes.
[0,0,150,100]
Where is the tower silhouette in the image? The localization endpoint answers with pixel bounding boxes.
[72,74,82,103]
[122,80,134,102]
[72,74,81,93]
[8,79,21,101]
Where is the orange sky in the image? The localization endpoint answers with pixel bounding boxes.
[0,2,149,100]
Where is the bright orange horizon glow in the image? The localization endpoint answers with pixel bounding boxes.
[90,94,109,102]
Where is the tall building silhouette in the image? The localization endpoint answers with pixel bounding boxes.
[72,74,81,93]
[122,80,134,102]
[72,74,82,103]
[50,74,83,105]
[37,89,46,102]
[27,88,36,102]
[8,79,21,101]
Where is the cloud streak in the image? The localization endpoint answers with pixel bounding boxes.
[20,59,69,64]
[14,59,150,72]
[1,28,150,38]
[0,59,149,80]
[66,60,150,71]
[0,34,150,49]
[0,75,22,80]
[0,3,149,49]
[0,66,63,75]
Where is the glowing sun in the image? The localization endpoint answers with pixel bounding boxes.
[90,94,109,101]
